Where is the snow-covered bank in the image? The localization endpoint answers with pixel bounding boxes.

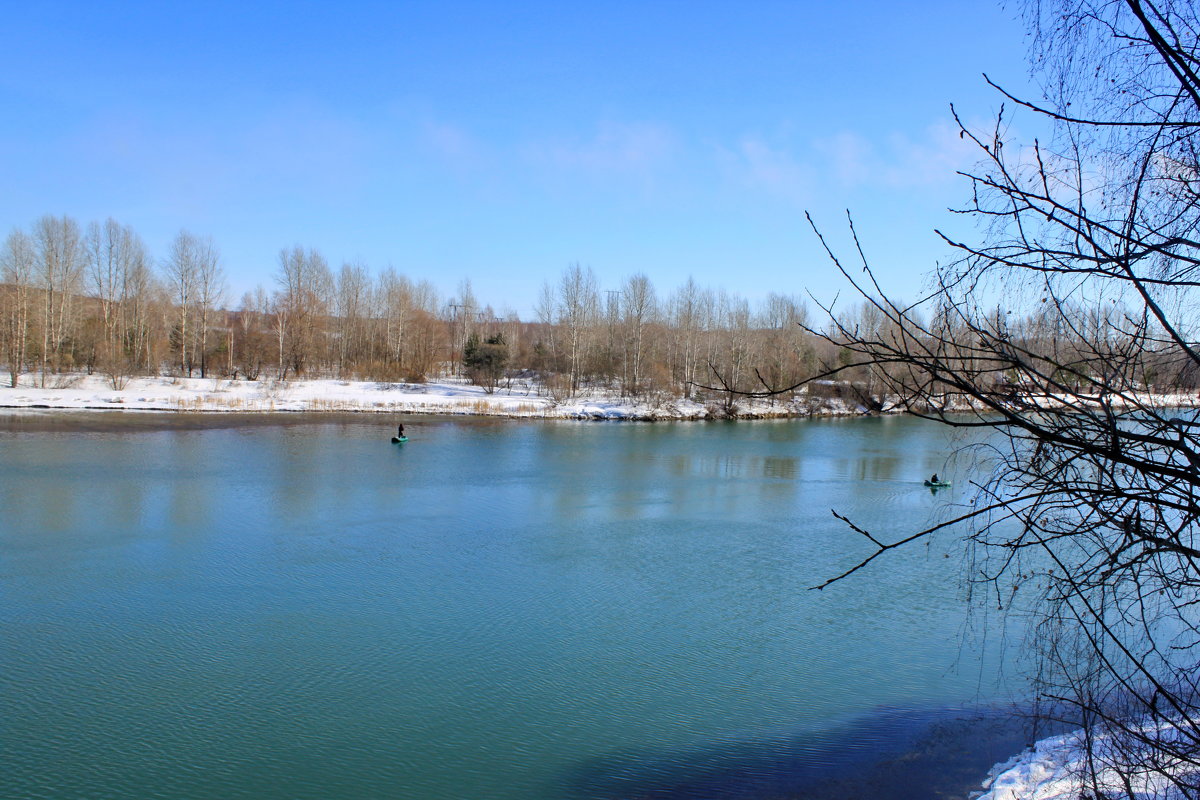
[978,723,1197,800]
[0,373,880,420]
[7,372,1197,422]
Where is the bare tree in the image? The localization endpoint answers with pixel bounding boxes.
[755,293,813,404]
[710,290,753,415]
[557,264,600,394]
[274,245,331,378]
[334,261,370,376]
[122,241,158,374]
[620,273,657,396]
[85,219,154,383]
[85,219,121,362]
[407,279,444,380]
[447,278,479,377]
[532,279,559,378]
[163,230,201,376]
[668,277,713,398]
[193,236,224,378]
[32,215,84,384]
[233,287,272,380]
[766,1,1200,792]
[1,230,35,387]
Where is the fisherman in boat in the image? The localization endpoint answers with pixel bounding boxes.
[397,423,405,439]
[931,473,939,484]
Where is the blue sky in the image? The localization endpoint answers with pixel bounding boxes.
[1,1,1037,315]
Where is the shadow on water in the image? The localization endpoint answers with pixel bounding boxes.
[565,704,1056,800]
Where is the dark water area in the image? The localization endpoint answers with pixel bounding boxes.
[569,704,1044,800]
[1,412,1025,799]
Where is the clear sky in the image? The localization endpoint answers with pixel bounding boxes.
[1,1,1038,316]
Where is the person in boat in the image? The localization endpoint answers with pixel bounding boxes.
[396,423,405,439]
[930,473,939,483]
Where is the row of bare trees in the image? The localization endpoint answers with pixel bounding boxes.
[1,216,170,387]
[0,225,831,403]
[4,210,1196,421]
[3,211,1195,419]
[530,265,820,403]
[0,216,244,388]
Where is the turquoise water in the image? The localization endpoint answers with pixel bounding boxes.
[0,414,1013,799]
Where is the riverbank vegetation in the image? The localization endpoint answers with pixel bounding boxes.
[5,218,1200,418]
[0,225,828,408]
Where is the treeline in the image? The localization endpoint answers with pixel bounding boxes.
[4,214,1196,407]
[0,214,835,405]
[5,214,1194,407]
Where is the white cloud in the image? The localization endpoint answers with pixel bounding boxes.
[73,99,375,212]
[718,120,979,206]
[814,120,978,190]
[421,120,485,168]
[722,136,813,201]
[819,131,875,187]
[882,120,979,186]
[525,121,675,174]
[237,102,372,190]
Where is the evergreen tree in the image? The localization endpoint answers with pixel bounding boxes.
[463,332,509,393]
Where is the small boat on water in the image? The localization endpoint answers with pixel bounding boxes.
[924,479,951,488]
[392,436,409,444]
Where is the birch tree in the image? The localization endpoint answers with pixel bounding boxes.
[86,219,154,379]
[32,215,84,383]
[620,273,657,396]
[334,261,371,376]
[163,230,202,376]
[274,245,331,378]
[193,236,224,378]
[668,277,712,397]
[557,263,599,393]
[1,230,35,387]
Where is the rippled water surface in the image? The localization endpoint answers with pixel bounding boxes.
[0,413,1014,799]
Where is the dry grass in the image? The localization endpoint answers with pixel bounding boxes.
[511,402,543,415]
[50,374,84,389]
[305,397,363,412]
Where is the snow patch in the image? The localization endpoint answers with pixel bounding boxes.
[978,723,1198,800]
[0,373,866,420]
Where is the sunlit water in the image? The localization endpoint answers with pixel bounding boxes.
[0,413,1022,799]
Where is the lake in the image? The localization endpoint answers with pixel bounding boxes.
[0,413,1025,799]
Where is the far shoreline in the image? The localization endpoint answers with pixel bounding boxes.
[0,407,885,435]
[0,371,886,423]
[3,371,1196,427]
[0,407,547,434]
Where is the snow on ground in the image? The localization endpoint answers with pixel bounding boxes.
[6,372,1193,422]
[0,372,865,420]
[977,724,1196,800]
[977,732,1097,800]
